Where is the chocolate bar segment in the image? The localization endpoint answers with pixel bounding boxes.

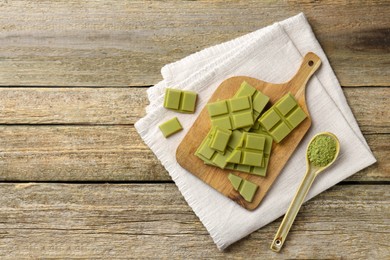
[164,88,197,113]
[228,173,259,202]
[209,127,232,154]
[225,124,272,176]
[207,96,254,130]
[234,81,270,130]
[195,128,243,169]
[226,132,264,167]
[159,117,183,138]
[258,93,307,143]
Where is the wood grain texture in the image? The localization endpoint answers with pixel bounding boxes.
[177,53,320,210]
[0,87,387,134]
[0,126,387,182]
[344,87,390,134]
[0,183,388,258]
[0,87,147,124]
[0,0,389,86]
[0,125,166,181]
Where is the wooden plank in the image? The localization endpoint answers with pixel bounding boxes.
[347,133,389,181]
[0,87,147,124]
[0,87,388,134]
[0,183,388,258]
[344,87,390,134]
[0,126,387,182]
[0,1,388,87]
[0,125,166,181]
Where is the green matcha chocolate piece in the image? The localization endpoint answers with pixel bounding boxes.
[258,93,307,143]
[164,88,181,110]
[164,88,197,113]
[234,81,270,130]
[240,179,258,202]
[195,127,227,168]
[228,173,242,190]
[210,127,232,154]
[195,128,243,169]
[227,173,259,202]
[195,128,217,163]
[228,130,245,150]
[250,122,273,154]
[159,117,183,138]
[207,96,254,130]
[225,128,272,176]
[196,126,271,176]
[181,91,197,112]
[227,133,264,167]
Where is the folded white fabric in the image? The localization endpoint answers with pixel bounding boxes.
[135,13,376,250]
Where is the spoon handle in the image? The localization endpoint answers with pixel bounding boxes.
[270,167,317,252]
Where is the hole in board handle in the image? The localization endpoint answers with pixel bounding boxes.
[308,60,314,66]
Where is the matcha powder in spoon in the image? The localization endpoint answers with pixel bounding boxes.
[307,135,337,167]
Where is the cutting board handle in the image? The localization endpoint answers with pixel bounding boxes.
[288,52,321,93]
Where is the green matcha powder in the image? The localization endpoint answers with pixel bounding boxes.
[307,135,337,167]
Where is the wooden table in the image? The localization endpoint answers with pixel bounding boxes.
[0,1,388,258]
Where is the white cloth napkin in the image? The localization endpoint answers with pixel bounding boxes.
[135,13,376,250]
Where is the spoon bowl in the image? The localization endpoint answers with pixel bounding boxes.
[270,132,340,252]
[306,132,340,175]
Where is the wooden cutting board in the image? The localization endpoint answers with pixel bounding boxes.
[176,52,321,210]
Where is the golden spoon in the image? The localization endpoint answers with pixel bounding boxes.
[270,132,340,252]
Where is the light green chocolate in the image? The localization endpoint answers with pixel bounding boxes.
[195,128,217,164]
[195,126,272,176]
[271,123,290,143]
[259,109,281,130]
[275,92,296,115]
[195,127,228,168]
[181,91,197,112]
[227,173,259,202]
[228,173,242,190]
[258,93,307,143]
[207,96,254,130]
[164,88,181,110]
[210,127,232,154]
[227,132,265,167]
[158,117,183,138]
[164,88,197,113]
[196,132,215,161]
[240,179,258,202]
[195,86,277,177]
[287,108,308,127]
[234,81,270,131]
[195,128,243,169]
[225,123,272,177]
